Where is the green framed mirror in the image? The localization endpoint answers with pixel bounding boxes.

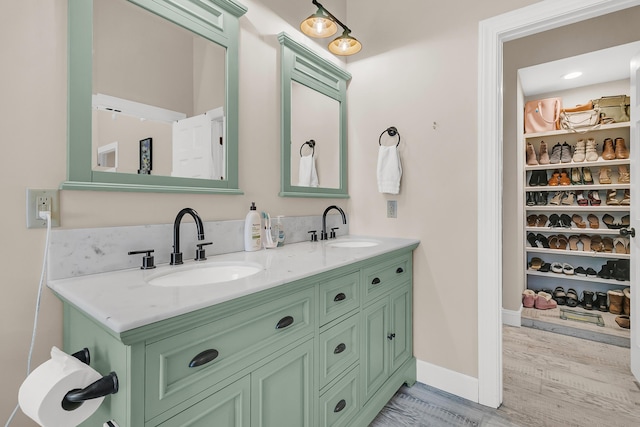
[278,32,351,198]
[64,0,246,194]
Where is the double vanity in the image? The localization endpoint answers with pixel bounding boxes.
[49,235,418,426]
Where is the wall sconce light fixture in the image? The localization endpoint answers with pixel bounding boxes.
[300,0,362,56]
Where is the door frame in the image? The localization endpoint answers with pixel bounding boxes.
[477,0,640,408]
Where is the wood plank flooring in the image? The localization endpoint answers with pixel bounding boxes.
[371,326,640,426]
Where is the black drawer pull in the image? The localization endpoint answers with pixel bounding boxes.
[189,349,219,368]
[334,292,346,302]
[396,267,404,274]
[334,343,346,354]
[276,315,294,329]
[334,399,347,413]
[371,277,381,285]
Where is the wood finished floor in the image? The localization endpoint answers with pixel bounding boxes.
[372,326,640,426]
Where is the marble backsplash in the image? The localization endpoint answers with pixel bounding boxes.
[48,214,348,280]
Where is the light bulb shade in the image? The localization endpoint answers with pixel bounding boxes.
[328,31,362,56]
[300,8,337,38]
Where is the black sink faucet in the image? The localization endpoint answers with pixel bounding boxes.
[171,208,205,265]
[321,205,347,240]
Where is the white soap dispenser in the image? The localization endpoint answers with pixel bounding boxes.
[244,202,262,251]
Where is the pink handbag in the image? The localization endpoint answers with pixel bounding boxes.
[524,97,562,133]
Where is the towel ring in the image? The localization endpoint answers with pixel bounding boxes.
[379,127,400,147]
[300,140,315,157]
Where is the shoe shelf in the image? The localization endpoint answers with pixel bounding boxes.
[525,205,629,212]
[525,184,630,192]
[526,247,630,259]
[523,121,630,139]
[525,226,624,236]
[526,269,630,286]
[524,158,630,171]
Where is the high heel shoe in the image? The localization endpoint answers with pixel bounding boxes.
[615,137,629,159]
[617,165,630,184]
[576,190,588,206]
[561,191,575,205]
[598,167,611,184]
[606,189,620,205]
[602,138,616,160]
[549,191,563,205]
[582,167,594,185]
[570,168,582,185]
[588,190,601,206]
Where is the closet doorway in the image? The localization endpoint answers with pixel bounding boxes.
[477,0,640,409]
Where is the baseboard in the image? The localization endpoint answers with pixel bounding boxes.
[416,359,479,403]
[502,306,521,327]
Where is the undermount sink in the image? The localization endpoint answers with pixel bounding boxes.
[147,262,263,287]
[326,239,380,248]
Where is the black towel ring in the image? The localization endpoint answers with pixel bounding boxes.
[379,127,400,147]
[300,140,315,157]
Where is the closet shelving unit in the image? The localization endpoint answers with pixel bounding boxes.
[523,121,631,296]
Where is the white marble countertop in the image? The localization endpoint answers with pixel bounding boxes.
[48,236,419,334]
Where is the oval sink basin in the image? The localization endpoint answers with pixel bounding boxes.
[327,240,380,248]
[147,262,263,287]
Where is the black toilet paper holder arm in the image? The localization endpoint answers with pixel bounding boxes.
[62,348,119,411]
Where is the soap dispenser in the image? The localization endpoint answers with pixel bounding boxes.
[244,202,262,251]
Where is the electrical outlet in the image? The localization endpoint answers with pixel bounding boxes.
[26,189,60,229]
[387,200,397,218]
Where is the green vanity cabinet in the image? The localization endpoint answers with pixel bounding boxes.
[60,247,416,427]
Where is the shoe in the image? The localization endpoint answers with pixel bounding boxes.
[548,235,559,249]
[608,290,624,314]
[570,168,582,184]
[535,291,558,310]
[549,143,562,164]
[602,138,616,160]
[539,141,550,165]
[528,170,540,186]
[621,189,630,206]
[573,140,586,162]
[526,142,539,165]
[582,290,595,310]
[566,288,579,307]
[526,192,536,206]
[597,262,613,279]
[527,232,538,247]
[536,214,548,227]
[588,190,601,206]
[536,170,548,186]
[602,237,614,253]
[536,234,550,248]
[595,291,608,312]
[561,191,575,205]
[548,171,560,186]
[576,191,588,206]
[559,170,571,186]
[615,315,630,329]
[548,214,561,228]
[556,234,568,250]
[529,257,543,269]
[614,237,627,254]
[568,235,580,250]
[579,234,591,252]
[575,266,587,276]
[560,142,572,163]
[572,214,586,228]
[585,267,597,277]
[522,289,537,308]
[599,167,611,184]
[606,189,620,205]
[585,138,598,162]
[559,214,572,228]
[613,259,630,281]
[623,288,630,315]
[539,262,551,273]
[587,214,599,229]
[562,263,574,275]
[615,137,629,159]
[550,262,563,273]
[549,191,563,205]
[622,215,630,227]
[535,191,548,206]
[582,167,594,185]
[617,165,630,184]
[553,286,567,305]
[591,235,603,252]
[602,213,619,229]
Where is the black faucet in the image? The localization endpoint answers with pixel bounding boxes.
[321,205,347,240]
[171,208,206,265]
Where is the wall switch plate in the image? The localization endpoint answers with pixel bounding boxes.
[26,189,60,229]
[387,200,397,218]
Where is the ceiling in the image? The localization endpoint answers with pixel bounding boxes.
[519,41,640,96]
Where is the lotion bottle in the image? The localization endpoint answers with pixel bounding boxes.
[244,202,262,251]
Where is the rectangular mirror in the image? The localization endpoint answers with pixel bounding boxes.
[64,0,246,193]
[279,32,351,198]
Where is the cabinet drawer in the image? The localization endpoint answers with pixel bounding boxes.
[319,365,359,427]
[319,314,359,389]
[145,286,314,420]
[362,254,410,303]
[319,271,360,326]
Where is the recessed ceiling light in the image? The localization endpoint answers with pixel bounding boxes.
[563,71,583,80]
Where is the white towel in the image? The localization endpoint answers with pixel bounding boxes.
[377,145,402,194]
[298,154,318,187]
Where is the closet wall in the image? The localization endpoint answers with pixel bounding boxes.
[503,7,640,313]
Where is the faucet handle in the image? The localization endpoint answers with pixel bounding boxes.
[195,242,213,261]
[330,227,339,239]
[308,230,318,242]
[128,249,156,270]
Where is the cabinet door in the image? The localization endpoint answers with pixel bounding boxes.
[361,297,389,404]
[390,284,412,373]
[158,376,250,427]
[251,340,313,427]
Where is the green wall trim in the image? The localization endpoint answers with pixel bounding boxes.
[67,0,245,194]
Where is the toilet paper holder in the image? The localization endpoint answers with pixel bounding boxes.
[61,348,119,411]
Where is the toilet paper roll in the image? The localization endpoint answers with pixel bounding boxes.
[19,346,105,427]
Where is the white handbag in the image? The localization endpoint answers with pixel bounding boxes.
[560,108,600,131]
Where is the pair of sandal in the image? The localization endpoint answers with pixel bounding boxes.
[553,286,579,307]
[602,214,630,229]
[522,289,557,310]
[548,213,571,228]
[526,214,548,227]
[572,213,599,229]
[576,190,601,206]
